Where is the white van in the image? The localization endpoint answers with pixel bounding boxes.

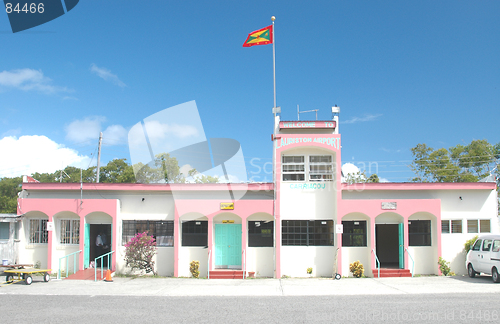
[466,235,500,283]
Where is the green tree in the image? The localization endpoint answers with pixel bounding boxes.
[410,140,499,183]
[0,176,22,213]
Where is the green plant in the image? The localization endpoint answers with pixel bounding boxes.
[281,274,290,279]
[307,267,313,275]
[124,231,157,274]
[349,261,364,278]
[438,257,455,276]
[190,260,200,278]
[464,235,478,253]
[34,260,41,269]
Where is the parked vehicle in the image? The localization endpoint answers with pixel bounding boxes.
[466,235,500,283]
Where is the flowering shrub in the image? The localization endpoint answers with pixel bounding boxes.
[190,260,200,278]
[349,261,364,278]
[124,232,157,274]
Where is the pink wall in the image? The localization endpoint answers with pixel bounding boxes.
[19,198,118,272]
[174,199,274,277]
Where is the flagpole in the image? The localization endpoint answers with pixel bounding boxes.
[271,15,277,279]
[272,16,276,109]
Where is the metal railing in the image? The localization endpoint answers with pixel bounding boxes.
[94,251,114,282]
[58,250,81,279]
[371,249,380,278]
[207,250,211,279]
[242,249,246,279]
[404,247,415,278]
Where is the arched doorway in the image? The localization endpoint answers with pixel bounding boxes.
[375,212,404,269]
[84,212,112,268]
[213,212,242,269]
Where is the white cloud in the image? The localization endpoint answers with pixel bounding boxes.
[65,116,106,143]
[379,177,390,183]
[0,68,71,94]
[102,124,127,145]
[65,116,127,146]
[341,163,364,183]
[0,135,91,178]
[90,64,126,87]
[343,114,382,124]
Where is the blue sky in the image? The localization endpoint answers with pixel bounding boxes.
[0,0,499,182]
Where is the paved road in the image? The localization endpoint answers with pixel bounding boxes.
[0,276,499,323]
[0,294,498,323]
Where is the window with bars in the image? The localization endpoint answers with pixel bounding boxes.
[441,220,462,234]
[408,220,431,246]
[248,221,274,247]
[282,220,334,246]
[122,220,174,247]
[182,221,208,247]
[0,223,9,240]
[480,220,491,233]
[309,155,333,181]
[282,156,305,181]
[342,221,367,247]
[467,219,479,233]
[60,219,80,244]
[29,219,48,244]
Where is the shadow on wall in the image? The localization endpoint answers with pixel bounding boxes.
[449,250,467,276]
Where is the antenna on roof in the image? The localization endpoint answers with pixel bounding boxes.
[297,104,319,120]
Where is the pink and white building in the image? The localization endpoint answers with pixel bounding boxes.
[13,113,498,277]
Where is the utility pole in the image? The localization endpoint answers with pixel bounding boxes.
[96,132,103,183]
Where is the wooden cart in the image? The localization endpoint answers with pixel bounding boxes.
[3,268,52,286]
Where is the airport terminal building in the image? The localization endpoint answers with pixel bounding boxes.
[12,115,498,278]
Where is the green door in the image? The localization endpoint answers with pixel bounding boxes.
[398,223,404,269]
[84,223,90,268]
[215,224,242,267]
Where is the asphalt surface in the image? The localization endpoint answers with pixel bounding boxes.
[1,275,499,323]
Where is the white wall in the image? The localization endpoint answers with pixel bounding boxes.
[341,247,371,277]
[247,247,274,277]
[280,147,337,221]
[178,247,208,277]
[115,246,174,276]
[281,246,336,277]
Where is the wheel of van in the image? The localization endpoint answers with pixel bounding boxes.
[468,264,476,278]
[492,268,500,283]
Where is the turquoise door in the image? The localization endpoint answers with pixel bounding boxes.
[84,223,90,268]
[398,223,404,269]
[215,224,242,267]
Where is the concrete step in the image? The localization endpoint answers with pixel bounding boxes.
[372,268,412,278]
[209,270,244,279]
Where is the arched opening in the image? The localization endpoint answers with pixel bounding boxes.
[408,212,438,274]
[341,212,370,277]
[52,211,80,275]
[213,212,242,269]
[21,211,49,269]
[84,212,112,269]
[178,212,208,277]
[375,212,404,269]
[247,212,274,277]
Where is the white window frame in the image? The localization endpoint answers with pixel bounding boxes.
[441,219,463,234]
[29,218,48,244]
[59,219,80,245]
[308,155,334,182]
[282,155,305,182]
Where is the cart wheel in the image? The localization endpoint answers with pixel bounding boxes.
[44,273,50,282]
[6,275,13,283]
[25,275,33,285]
[335,273,341,280]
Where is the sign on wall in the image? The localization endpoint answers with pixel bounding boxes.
[336,224,343,234]
[46,221,54,231]
[382,202,397,210]
[222,220,235,223]
[220,203,234,210]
